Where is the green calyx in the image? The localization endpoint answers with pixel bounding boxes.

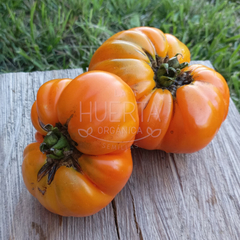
[156,54,189,88]
[37,123,82,185]
[40,124,71,160]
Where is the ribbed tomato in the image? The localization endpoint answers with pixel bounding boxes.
[23,71,138,216]
[31,72,139,155]
[22,142,132,217]
[89,27,229,153]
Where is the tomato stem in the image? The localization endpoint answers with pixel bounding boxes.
[40,125,70,159]
[155,54,189,88]
[38,122,83,185]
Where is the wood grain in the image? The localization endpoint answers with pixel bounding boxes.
[0,61,240,240]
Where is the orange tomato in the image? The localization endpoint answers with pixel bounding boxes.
[24,71,138,216]
[31,72,139,155]
[22,142,132,217]
[89,27,229,153]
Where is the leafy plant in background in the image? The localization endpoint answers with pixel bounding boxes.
[0,0,239,109]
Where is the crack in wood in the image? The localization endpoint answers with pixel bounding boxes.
[170,153,184,193]
[31,222,47,240]
[169,153,189,236]
[129,188,143,240]
[111,199,120,240]
[154,201,172,240]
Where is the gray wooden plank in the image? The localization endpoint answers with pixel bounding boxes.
[1,61,240,240]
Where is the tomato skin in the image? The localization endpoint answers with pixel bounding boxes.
[165,33,191,63]
[31,101,47,135]
[185,64,229,120]
[135,89,173,150]
[36,78,72,126]
[22,142,132,217]
[89,27,229,153]
[88,59,155,101]
[35,132,44,143]
[136,66,229,153]
[130,27,169,57]
[157,80,226,153]
[31,71,139,155]
[31,78,72,135]
[57,71,139,155]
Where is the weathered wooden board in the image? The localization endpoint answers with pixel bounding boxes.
[0,61,240,240]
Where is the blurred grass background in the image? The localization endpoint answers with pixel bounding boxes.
[0,0,240,109]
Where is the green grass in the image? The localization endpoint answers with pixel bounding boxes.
[0,0,240,109]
